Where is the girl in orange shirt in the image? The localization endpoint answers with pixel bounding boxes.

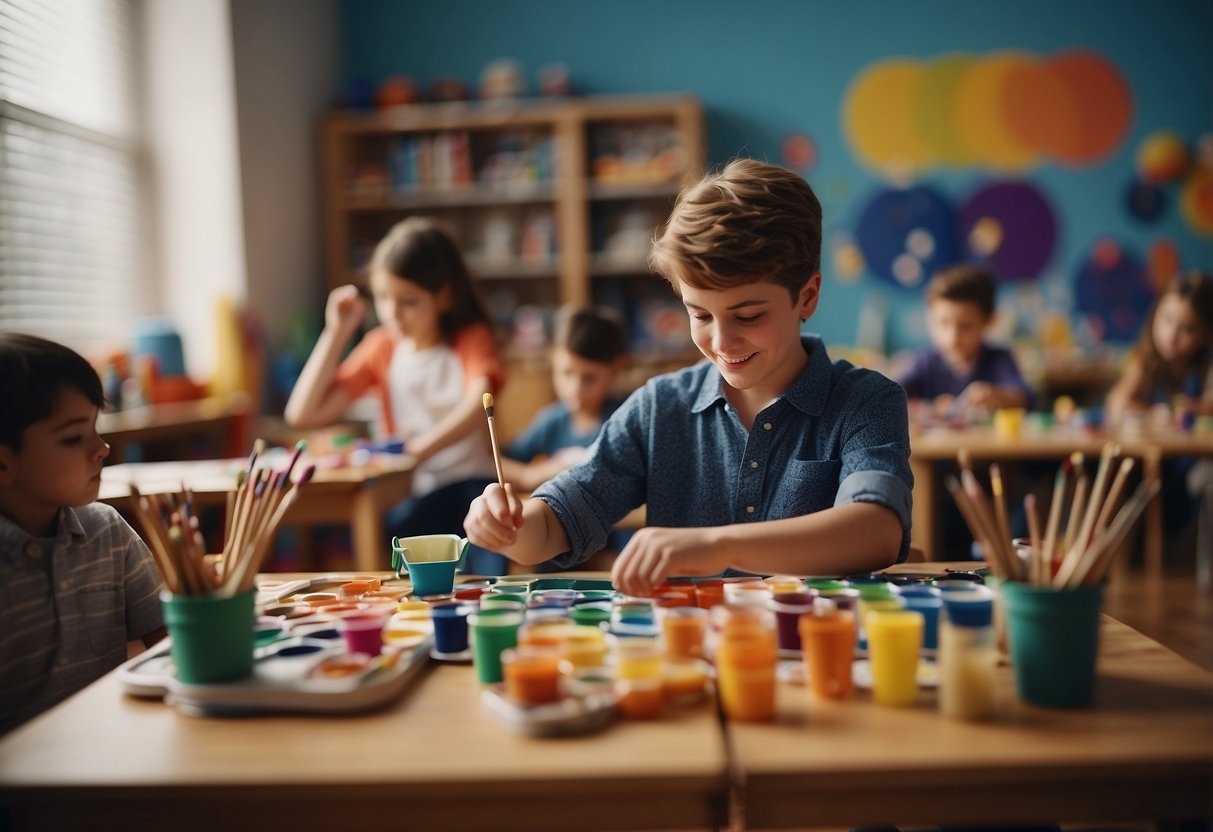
[285,217,507,574]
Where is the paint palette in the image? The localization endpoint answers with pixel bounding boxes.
[480,686,618,737]
[117,633,432,716]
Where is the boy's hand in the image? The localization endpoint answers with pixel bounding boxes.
[610,527,729,597]
[464,483,524,551]
[961,382,996,413]
[325,284,367,335]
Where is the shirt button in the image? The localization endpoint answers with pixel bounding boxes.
[59,580,70,591]
[745,505,755,514]
[763,422,773,431]
[57,657,68,666]
[749,460,759,469]
[24,543,40,557]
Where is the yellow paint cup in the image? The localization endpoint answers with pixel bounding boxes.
[865,609,924,707]
[994,407,1025,441]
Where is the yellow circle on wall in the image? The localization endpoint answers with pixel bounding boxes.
[843,59,930,175]
[953,51,1038,171]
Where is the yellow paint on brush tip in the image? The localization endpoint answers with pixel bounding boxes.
[483,392,495,411]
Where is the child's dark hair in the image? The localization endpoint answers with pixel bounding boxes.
[371,216,491,340]
[926,264,996,318]
[650,158,822,301]
[554,305,628,364]
[1134,270,1213,395]
[0,333,104,450]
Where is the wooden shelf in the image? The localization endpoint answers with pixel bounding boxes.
[320,94,704,321]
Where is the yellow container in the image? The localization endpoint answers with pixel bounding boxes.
[865,609,923,707]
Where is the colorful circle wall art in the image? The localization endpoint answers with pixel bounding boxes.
[1073,239,1153,342]
[844,49,1132,178]
[1136,131,1190,185]
[1180,166,1213,237]
[854,185,958,289]
[959,181,1057,281]
[782,133,817,175]
[1125,181,1167,223]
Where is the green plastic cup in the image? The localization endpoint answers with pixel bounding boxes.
[162,590,255,684]
[469,607,523,685]
[1001,581,1103,708]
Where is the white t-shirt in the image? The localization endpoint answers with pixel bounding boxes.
[388,342,495,496]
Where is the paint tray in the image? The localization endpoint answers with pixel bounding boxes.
[481,686,618,737]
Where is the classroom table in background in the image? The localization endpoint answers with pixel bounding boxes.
[98,393,253,463]
[99,457,417,573]
[908,424,1213,582]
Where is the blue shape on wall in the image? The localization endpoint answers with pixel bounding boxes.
[853,185,958,290]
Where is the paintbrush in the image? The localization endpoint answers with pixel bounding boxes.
[482,392,506,487]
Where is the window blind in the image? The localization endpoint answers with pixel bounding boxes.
[0,0,143,357]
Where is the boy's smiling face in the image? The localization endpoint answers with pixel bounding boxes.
[0,387,111,536]
[926,297,988,373]
[680,275,820,403]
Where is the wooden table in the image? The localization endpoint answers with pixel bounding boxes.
[100,457,417,574]
[728,615,1213,829]
[98,393,252,463]
[0,647,727,832]
[909,424,1213,579]
[0,567,1210,830]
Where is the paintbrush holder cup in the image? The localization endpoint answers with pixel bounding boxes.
[392,534,468,596]
[1002,581,1103,708]
[161,589,255,684]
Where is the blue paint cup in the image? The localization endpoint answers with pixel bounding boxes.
[431,602,474,654]
[899,586,943,654]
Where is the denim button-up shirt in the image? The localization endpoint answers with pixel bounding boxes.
[533,336,913,569]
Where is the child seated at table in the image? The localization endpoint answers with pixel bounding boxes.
[0,333,165,736]
[898,263,1034,423]
[501,304,631,569]
[464,158,913,597]
[1105,270,1213,542]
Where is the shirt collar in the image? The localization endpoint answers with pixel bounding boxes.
[690,336,832,416]
[0,506,85,558]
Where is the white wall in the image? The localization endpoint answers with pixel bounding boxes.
[141,0,339,389]
[142,0,247,380]
[230,0,341,361]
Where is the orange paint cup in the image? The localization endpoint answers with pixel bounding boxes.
[659,606,708,659]
[714,606,777,721]
[694,580,725,610]
[501,645,563,706]
[799,607,856,699]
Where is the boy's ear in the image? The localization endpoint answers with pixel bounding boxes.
[796,273,822,322]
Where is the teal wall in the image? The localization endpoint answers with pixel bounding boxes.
[340,0,1213,354]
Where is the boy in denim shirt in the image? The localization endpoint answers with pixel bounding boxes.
[464,159,912,596]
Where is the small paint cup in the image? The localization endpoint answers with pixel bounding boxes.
[994,407,1025,441]
[799,604,856,700]
[469,607,523,685]
[769,593,816,652]
[611,635,662,682]
[714,605,778,721]
[694,580,725,610]
[501,645,563,706]
[657,605,708,659]
[563,625,607,668]
[336,611,389,656]
[865,609,924,706]
[723,581,772,608]
[431,602,474,655]
[661,656,711,705]
[454,586,489,603]
[899,585,943,654]
[763,575,804,594]
[569,602,611,629]
[530,589,578,607]
[161,590,255,685]
[616,677,663,719]
[481,592,528,608]
[517,619,575,651]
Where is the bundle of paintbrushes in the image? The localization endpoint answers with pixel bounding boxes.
[130,439,314,598]
[944,444,1158,588]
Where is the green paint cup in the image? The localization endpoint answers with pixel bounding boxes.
[570,603,612,628]
[162,590,255,685]
[1001,581,1103,708]
[469,607,523,685]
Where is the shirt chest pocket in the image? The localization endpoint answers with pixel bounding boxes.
[768,458,841,518]
[76,584,124,656]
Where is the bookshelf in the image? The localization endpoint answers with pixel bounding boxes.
[319,93,704,353]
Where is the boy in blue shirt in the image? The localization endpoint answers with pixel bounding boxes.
[502,304,628,491]
[0,333,164,735]
[899,263,1034,421]
[464,159,912,597]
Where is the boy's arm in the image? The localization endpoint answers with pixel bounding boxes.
[464,484,572,564]
[611,502,901,596]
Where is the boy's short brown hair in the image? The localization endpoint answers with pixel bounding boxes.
[554,304,628,365]
[0,333,104,451]
[925,264,996,318]
[649,158,822,301]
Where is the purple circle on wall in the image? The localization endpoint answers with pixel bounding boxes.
[1074,240,1153,343]
[854,185,959,290]
[959,181,1057,282]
